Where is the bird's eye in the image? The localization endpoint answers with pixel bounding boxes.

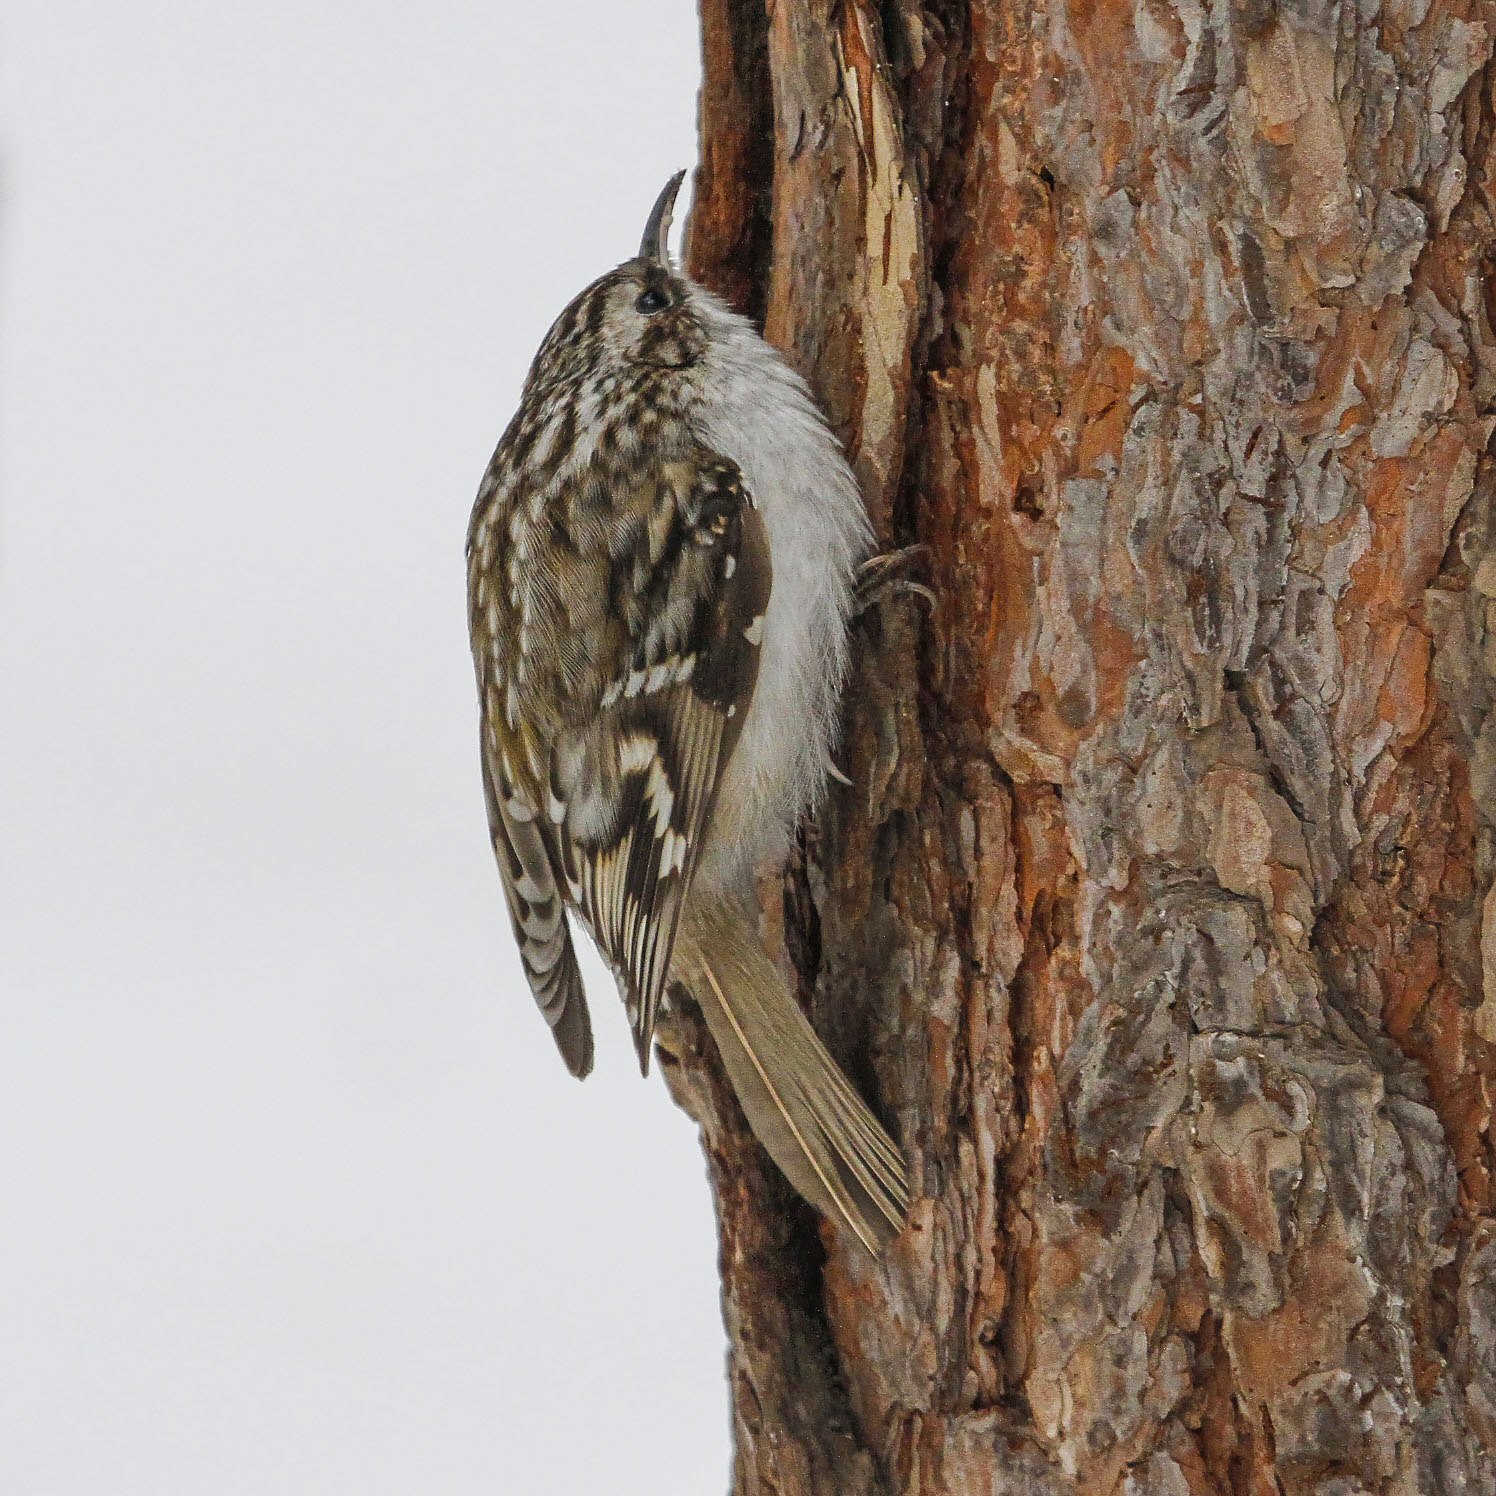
[636,287,669,314]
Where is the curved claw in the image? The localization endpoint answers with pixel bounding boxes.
[855,544,935,616]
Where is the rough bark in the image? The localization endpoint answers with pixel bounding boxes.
[662,0,1496,1490]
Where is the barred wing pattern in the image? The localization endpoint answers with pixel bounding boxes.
[471,450,770,1076]
[479,736,595,1077]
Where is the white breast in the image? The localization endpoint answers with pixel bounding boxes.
[685,286,872,893]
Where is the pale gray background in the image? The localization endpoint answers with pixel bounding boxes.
[0,5,731,1492]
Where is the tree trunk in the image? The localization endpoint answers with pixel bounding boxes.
[660,0,1496,1490]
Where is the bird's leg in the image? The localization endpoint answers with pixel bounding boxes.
[832,546,936,787]
[855,543,935,616]
[651,987,692,1065]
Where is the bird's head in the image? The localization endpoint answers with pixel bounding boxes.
[525,172,708,391]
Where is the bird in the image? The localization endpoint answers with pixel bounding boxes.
[466,171,910,1253]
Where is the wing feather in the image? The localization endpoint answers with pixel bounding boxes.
[471,444,769,1077]
[479,738,594,1077]
[557,466,771,1072]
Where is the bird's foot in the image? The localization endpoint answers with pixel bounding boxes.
[855,544,935,616]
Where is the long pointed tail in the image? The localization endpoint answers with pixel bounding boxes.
[674,902,910,1254]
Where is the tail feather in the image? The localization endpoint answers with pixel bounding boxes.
[675,902,910,1253]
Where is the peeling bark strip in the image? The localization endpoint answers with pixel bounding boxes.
[665,0,1496,1489]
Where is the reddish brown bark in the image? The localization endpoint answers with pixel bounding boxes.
[666,0,1496,1490]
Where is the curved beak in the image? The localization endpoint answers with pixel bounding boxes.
[639,170,687,264]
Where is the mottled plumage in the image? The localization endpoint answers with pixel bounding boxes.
[467,174,910,1251]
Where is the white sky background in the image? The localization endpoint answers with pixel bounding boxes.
[0,4,730,1492]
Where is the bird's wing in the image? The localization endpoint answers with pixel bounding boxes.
[477,735,594,1077]
[550,456,771,1072]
